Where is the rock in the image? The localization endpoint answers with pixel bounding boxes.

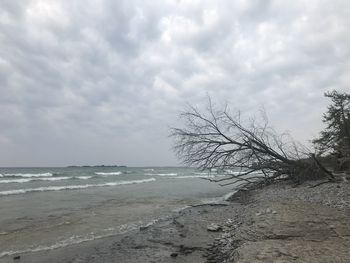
[207,224,222,232]
[256,254,266,260]
[272,210,277,214]
[256,212,262,216]
[338,157,350,171]
[222,233,230,238]
[266,208,272,213]
[226,218,234,224]
[207,254,216,260]
[170,252,178,258]
[13,255,21,260]
[139,225,148,231]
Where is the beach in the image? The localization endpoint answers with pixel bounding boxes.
[1,171,349,262]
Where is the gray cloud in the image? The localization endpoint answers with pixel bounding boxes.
[0,0,349,166]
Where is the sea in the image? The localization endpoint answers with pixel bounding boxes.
[0,166,234,258]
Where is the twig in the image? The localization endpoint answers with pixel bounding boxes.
[309,180,333,188]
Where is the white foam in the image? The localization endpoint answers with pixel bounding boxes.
[194,172,211,175]
[145,173,178,176]
[0,178,156,196]
[75,176,92,180]
[159,174,228,179]
[0,174,3,178]
[163,175,216,179]
[3,173,53,178]
[95,172,122,176]
[222,191,237,201]
[0,177,71,184]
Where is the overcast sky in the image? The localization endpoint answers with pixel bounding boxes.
[0,0,349,167]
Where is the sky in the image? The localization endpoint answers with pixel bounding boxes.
[0,0,349,167]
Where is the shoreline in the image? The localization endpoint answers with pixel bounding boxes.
[1,179,349,262]
[0,190,235,261]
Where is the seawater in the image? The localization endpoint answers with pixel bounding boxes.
[0,167,233,258]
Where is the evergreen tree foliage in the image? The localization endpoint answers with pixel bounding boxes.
[313,90,350,156]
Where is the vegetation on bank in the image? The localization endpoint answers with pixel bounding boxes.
[171,90,350,189]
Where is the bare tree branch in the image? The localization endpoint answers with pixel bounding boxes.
[171,101,334,188]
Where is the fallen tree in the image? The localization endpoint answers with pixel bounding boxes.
[171,101,334,189]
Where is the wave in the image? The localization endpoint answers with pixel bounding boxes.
[0,222,140,258]
[0,178,156,196]
[157,173,229,179]
[0,214,172,259]
[145,173,178,176]
[3,173,53,178]
[75,176,92,180]
[194,172,211,175]
[163,175,216,179]
[0,177,71,184]
[179,175,216,179]
[95,172,122,176]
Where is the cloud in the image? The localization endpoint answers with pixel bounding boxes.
[0,0,349,166]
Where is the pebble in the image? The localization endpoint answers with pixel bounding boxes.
[207,224,222,232]
[207,181,349,262]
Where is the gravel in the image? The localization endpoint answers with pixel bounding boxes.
[207,177,350,262]
[252,179,350,209]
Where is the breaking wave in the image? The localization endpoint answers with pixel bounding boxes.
[145,173,178,176]
[0,176,93,184]
[162,175,217,179]
[0,178,156,196]
[95,172,122,176]
[0,177,71,184]
[76,176,92,180]
[3,173,53,178]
